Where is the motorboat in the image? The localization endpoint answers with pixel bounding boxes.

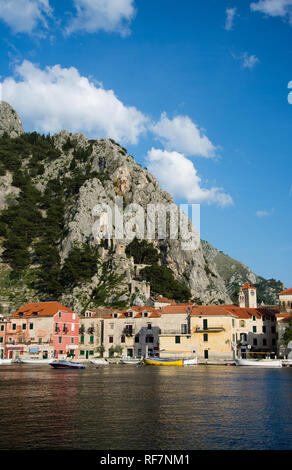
[50,360,86,369]
[235,357,282,368]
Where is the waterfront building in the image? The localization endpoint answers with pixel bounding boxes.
[5,302,79,360]
[278,288,292,314]
[158,304,195,359]
[189,306,237,361]
[79,307,121,359]
[103,306,162,358]
[0,315,9,359]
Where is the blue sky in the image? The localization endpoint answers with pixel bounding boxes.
[0,0,291,287]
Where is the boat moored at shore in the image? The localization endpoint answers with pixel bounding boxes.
[50,360,86,369]
[235,357,282,368]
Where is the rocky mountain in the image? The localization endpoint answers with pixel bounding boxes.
[201,240,285,305]
[0,102,285,314]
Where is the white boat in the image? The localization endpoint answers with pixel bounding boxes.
[90,358,109,365]
[183,357,198,366]
[119,358,142,365]
[0,359,12,365]
[13,357,53,364]
[235,358,282,368]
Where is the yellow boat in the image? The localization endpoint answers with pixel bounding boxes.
[144,357,184,366]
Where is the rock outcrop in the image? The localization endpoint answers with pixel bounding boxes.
[0,101,24,138]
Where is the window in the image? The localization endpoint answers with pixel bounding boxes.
[58,337,62,344]
[109,336,113,343]
[175,336,181,344]
[71,324,75,332]
[121,335,125,343]
[263,339,267,346]
[89,350,94,355]
[22,323,26,330]
[204,350,209,359]
[232,319,235,327]
[147,323,152,330]
[114,314,118,318]
[80,335,84,344]
[262,326,266,333]
[144,313,148,317]
[135,335,139,343]
[0,337,3,343]
[146,335,154,343]
[240,320,245,327]
[203,334,208,342]
[90,336,94,344]
[253,338,258,346]
[252,316,256,321]
[253,326,257,333]
[29,323,33,330]
[271,326,276,334]
[262,316,266,322]
[72,314,76,320]
[272,338,276,345]
[80,350,84,355]
[181,324,187,334]
[59,312,61,318]
[203,319,208,330]
[38,338,42,344]
[1,325,4,331]
[71,337,74,344]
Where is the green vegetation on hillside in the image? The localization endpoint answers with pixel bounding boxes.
[126,238,192,303]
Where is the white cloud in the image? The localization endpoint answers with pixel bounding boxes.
[241,52,259,69]
[1,60,148,144]
[151,113,216,158]
[251,0,292,23]
[288,80,292,104]
[225,7,237,30]
[256,209,274,217]
[0,0,52,34]
[146,148,233,207]
[66,0,136,36]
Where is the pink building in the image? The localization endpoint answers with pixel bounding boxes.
[6,302,80,360]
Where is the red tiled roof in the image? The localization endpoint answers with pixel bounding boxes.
[151,297,176,304]
[242,283,256,290]
[161,305,193,314]
[11,302,73,318]
[278,288,292,295]
[190,305,236,317]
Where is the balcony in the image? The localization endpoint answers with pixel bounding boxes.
[123,327,135,336]
[160,330,191,336]
[195,326,225,332]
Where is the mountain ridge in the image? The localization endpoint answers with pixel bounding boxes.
[0,102,285,313]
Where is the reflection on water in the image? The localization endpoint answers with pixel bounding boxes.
[0,365,291,450]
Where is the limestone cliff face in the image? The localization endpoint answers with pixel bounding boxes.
[0,101,24,138]
[0,105,283,312]
[43,131,232,307]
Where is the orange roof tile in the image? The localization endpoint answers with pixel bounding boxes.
[242,283,256,290]
[11,302,73,318]
[161,305,193,314]
[278,288,292,295]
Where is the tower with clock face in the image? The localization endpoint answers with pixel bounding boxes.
[238,283,257,308]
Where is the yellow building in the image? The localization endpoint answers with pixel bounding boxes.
[190,306,237,362]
